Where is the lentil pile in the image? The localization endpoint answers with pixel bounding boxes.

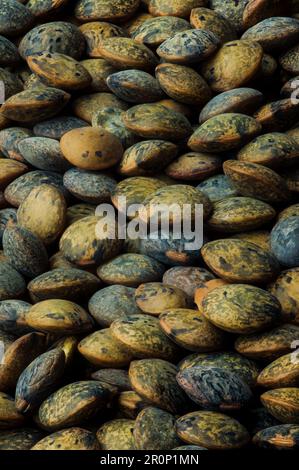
[1,0,299,451]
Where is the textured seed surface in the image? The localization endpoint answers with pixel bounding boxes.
[111,313,179,360]
[134,407,181,450]
[159,308,227,352]
[269,269,299,324]
[129,359,189,413]
[123,104,192,141]
[31,427,100,450]
[257,351,299,388]
[98,254,165,287]
[235,324,299,361]
[38,381,113,431]
[253,424,299,449]
[202,284,281,334]
[188,113,262,152]
[177,366,252,410]
[26,299,93,335]
[96,419,136,450]
[201,41,263,93]
[157,30,220,64]
[176,411,250,449]
[201,238,279,283]
[179,352,260,387]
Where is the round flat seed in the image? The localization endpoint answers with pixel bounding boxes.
[132,16,191,47]
[17,184,66,245]
[78,329,133,367]
[31,428,100,450]
[88,285,141,327]
[75,0,140,22]
[15,348,66,414]
[235,324,299,360]
[18,137,70,173]
[269,268,299,324]
[4,170,67,208]
[59,215,122,266]
[119,140,178,177]
[27,268,101,302]
[201,40,263,93]
[111,313,179,360]
[107,70,164,104]
[26,299,94,335]
[179,352,260,387]
[190,8,236,43]
[135,282,189,315]
[202,284,282,334]
[257,351,299,388]
[60,127,123,170]
[159,308,227,352]
[176,411,250,449]
[206,197,276,232]
[223,160,291,202]
[129,359,189,413]
[63,169,116,204]
[157,30,220,64]
[165,152,222,181]
[98,38,158,71]
[37,381,114,431]
[98,254,165,287]
[0,0,34,37]
[1,87,70,123]
[201,239,279,283]
[253,424,299,449]
[134,407,181,450]
[199,88,264,124]
[242,17,299,52]
[155,63,211,107]
[19,22,85,60]
[261,388,299,424]
[188,113,262,152]
[96,419,136,450]
[123,103,192,141]
[3,223,49,279]
[177,366,252,410]
[237,132,299,167]
[27,53,92,91]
